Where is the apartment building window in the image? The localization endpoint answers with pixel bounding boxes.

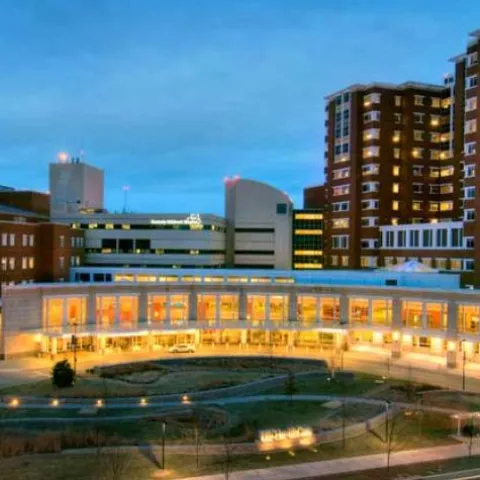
[384,256,394,267]
[360,239,378,249]
[464,186,476,199]
[430,150,441,160]
[22,234,28,247]
[332,218,350,229]
[422,230,433,247]
[59,235,65,248]
[1,257,6,271]
[385,231,394,247]
[442,97,451,108]
[363,128,380,141]
[393,166,400,176]
[465,209,476,222]
[394,113,402,125]
[452,228,463,248]
[28,257,34,269]
[414,112,425,124]
[435,258,447,270]
[361,217,379,227]
[332,185,350,196]
[397,231,406,247]
[465,164,476,178]
[412,183,423,194]
[363,111,381,123]
[392,131,401,143]
[393,148,401,159]
[363,146,380,158]
[440,201,453,211]
[436,229,448,247]
[412,148,423,159]
[450,259,462,271]
[59,256,65,270]
[440,166,454,177]
[413,166,423,176]
[1,233,7,246]
[332,201,349,212]
[409,230,420,247]
[465,142,477,156]
[8,257,15,270]
[466,97,478,112]
[431,97,441,108]
[362,182,379,193]
[394,95,402,107]
[21,257,27,269]
[466,75,478,89]
[392,183,399,194]
[360,256,378,268]
[362,164,380,176]
[341,256,349,267]
[430,132,440,143]
[361,199,379,210]
[9,233,15,246]
[330,255,339,266]
[364,93,381,105]
[430,115,440,127]
[392,200,399,211]
[465,237,475,248]
[412,201,422,211]
[413,130,424,142]
[464,260,475,271]
[465,119,477,134]
[467,51,478,67]
[29,234,34,247]
[332,167,350,180]
[332,235,349,249]
[414,95,424,106]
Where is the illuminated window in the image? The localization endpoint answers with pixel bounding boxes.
[430,115,440,127]
[297,296,318,326]
[118,296,138,329]
[320,297,340,324]
[227,276,248,283]
[392,183,399,194]
[295,229,323,235]
[148,295,168,324]
[66,297,86,327]
[219,295,239,322]
[170,294,189,325]
[269,295,289,325]
[458,305,480,334]
[294,263,323,269]
[96,296,116,330]
[105,224,114,230]
[88,223,98,229]
[425,303,447,330]
[190,250,200,255]
[431,97,441,108]
[294,213,323,220]
[44,298,64,333]
[371,299,392,326]
[247,295,266,325]
[250,277,271,284]
[402,301,423,328]
[274,277,295,283]
[332,218,350,229]
[294,250,322,256]
[392,166,400,176]
[412,201,422,211]
[114,274,134,282]
[392,201,399,211]
[413,130,424,142]
[197,294,217,324]
[392,131,401,143]
[350,298,369,325]
[122,224,130,230]
[394,95,402,107]
[393,148,400,159]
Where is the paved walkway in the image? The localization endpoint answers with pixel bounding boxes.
[169,443,480,480]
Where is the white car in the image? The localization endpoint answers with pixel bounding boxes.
[168,344,196,354]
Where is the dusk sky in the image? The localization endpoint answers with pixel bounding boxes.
[0,0,478,214]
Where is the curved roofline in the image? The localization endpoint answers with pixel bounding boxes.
[226,178,293,203]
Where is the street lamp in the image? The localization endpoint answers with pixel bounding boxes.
[462,340,467,392]
[161,421,166,470]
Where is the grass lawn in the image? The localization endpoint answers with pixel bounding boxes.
[0,411,460,480]
[0,370,267,398]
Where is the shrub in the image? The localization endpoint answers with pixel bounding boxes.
[52,360,75,388]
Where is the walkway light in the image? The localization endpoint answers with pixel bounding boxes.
[181,395,190,404]
[9,398,19,408]
[96,399,104,408]
[140,398,147,406]
[51,399,59,407]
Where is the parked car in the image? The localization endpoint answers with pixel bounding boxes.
[168,344,196,354]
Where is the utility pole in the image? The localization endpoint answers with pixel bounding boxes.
[72,322,78,376]
[463,346,467,392]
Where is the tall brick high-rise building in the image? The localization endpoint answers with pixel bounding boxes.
[319,29,480,284]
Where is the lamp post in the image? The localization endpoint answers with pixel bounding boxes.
[162,421,166,470]
[72,322,78,376]
[385,401,390,443]
[462,340,466,392]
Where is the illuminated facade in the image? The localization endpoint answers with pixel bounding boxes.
[1,267,478,368]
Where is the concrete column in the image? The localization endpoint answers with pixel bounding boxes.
[188,291,197,324]
[41,336,48,353]
[446,300,458,369]
[114,295,120,328]
[98,335,106,354]
[265,295,271,326]
[240,329,248,345]
[288,291,297,325]
[339,294,349,326]
[194,330,201,345]
[138,290,148,327]
[87,292,96,329]
[147,333,154,351]
[287,331,295,350]
[62,298,67,331]
[215,293,221,328]
[51,337,57,355]
[264,330,271,345]
[239,290,247,321]
[391,297,402,359]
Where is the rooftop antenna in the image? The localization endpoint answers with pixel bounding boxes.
[79,148,85,163]
[122,185,130,213]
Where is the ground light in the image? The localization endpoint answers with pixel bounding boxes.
[181,395,190,404]
[140,398,147,406]
[9,398,19,408]
[51,399,59,407]
[96,399,104,408]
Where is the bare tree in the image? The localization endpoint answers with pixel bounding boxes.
[341,401,348,449]
[98,448,133,480]
[462,417,478,457]
[221,434,236,480]
[384,404,410,475]
[284,370,298,407]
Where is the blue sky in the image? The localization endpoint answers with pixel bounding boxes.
[0,1,478,214]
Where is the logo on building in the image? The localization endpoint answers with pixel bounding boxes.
[150,214,203,226]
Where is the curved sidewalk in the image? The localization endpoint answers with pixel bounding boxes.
[171,443,479,480]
